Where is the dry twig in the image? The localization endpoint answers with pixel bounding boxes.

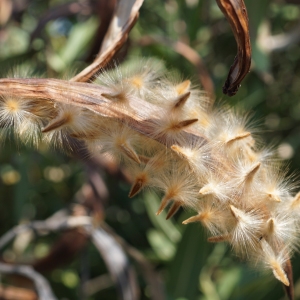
[216,0,251,96]
[0,263,57,300]
[71,0,144,82]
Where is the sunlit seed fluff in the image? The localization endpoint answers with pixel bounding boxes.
[160,75,210,113]
[17,118,42,146]
[206,109,256,156]
[122,58,165,98]
[228,158,262,198]
[0,95,30,128]
[154,165,200,216]
[96,73,132,108]
[229,205,264,256]
[87,121,142,165]
[175,80,191,96]
[183,198,230,235]
[259,239,290,286]
[41,104,102,152]
[171,140,213,177]
[128,152,169,198]
[0,95,44,145]
[198,164,234,202]
[259,166,294,205]
[263,214,298,250]
[151,107,198,146]
[42,104,97,135]
[97,59,165,105]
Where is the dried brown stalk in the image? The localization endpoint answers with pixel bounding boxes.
[216,0,251,96]
[0,78,207,145]
[71,0,144,82]
[85,0,117,63]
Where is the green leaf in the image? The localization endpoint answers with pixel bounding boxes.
[166,223,214,299]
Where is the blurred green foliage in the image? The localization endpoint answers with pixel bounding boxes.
[1,0,300,299]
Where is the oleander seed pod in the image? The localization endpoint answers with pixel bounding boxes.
[0,58,298,286]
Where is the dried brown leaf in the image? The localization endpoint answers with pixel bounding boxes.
[71,0,144,83]
[216,0,251,96]
[85,0,117,63]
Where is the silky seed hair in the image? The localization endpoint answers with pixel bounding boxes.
[0,59,299,286]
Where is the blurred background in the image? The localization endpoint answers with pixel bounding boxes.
[0,0,300,299]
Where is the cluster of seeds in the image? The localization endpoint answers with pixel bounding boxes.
[0,59,299,286]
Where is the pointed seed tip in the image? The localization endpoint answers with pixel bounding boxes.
[182,215,200,224]
[245,161,261,180]
[268,193,281,202]
[156,197,171,216]
[166,202,181,220]
[176,118,198,129]
[226,131,251,144]
[120,143,141,164]
[176,80,191,95]
[42,115,70,133]
[199,185,212,195]
[229,205,241,220]
[173,92,191,109]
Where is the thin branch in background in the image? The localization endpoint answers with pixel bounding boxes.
[0,195,141,300]
[0,263,57,300]
[89,227,140,300]
[85,0,117,63]
[78,178,141,300]
[0,214,92,251]
[0,284,37,300]
[79,154,164,299]
[258,21,300,52]
[138,35,215,101]
[31,204,91,274]
[71,0,144,82]
[103,223,166,300]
